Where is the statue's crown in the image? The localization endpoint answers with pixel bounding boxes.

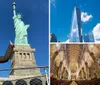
[17,13,22,19]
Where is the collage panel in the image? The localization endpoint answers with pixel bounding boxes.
[0,0,49,85]
[50,43,100,85]
[50,0,100,43]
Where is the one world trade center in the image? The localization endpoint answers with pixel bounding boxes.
[69,6,82,42]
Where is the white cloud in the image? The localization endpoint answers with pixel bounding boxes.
[93,23,100,42]
[50,0,56,8]
[81,12,93,22]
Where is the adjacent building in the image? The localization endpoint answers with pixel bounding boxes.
[50,33,57,42]
[84,32,94,42]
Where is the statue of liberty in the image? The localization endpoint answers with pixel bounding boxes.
[12,2,29,45]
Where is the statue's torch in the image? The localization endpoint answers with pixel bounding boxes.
[12,2,16,17]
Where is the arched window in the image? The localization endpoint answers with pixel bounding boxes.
[30,78,42,85]
[19,53,22,58]
[15,79,27,85]
[20,53,22,55]
[2,81,13,85]
[23,53,26,59]
[27,53,30,59]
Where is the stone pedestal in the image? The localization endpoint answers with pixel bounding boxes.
[0,44,47,85]
[9,45,41,77]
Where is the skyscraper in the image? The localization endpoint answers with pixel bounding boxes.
[84,32,94,42]
[50,33,57,42]
[69,6,82,42]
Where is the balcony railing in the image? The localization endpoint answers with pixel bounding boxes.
[0,66,49,85]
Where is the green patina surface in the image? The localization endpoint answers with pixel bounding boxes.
[13,3,29,45]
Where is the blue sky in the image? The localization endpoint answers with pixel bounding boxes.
[50,0,100,42]
[0,0,48,77]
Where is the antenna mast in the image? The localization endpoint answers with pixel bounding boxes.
[76,0,78,7]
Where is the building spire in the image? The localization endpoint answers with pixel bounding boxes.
[76,0,78,7]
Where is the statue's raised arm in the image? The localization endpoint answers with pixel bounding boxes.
[12,2,30,45]
[12,2,17,18]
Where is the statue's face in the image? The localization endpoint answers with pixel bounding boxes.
[17,14,22,19]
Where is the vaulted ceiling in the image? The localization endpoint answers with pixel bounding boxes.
[50,44,100,80]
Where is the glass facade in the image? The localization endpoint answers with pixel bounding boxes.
[84,32,94,42]
[69,6,82,42]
